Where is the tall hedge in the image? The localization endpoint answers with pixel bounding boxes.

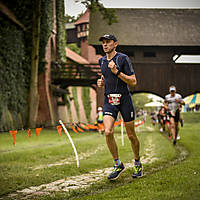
[0,0,58,132]
[0,2,31,131]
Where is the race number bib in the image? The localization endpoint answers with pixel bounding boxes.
[107,94,122,105]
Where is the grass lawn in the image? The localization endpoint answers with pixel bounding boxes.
[74,112,200,200]
[0,112,199,199]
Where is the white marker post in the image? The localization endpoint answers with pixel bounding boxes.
[121,118,124,146]
[59,120,79,168]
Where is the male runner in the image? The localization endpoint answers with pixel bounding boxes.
[97,34,142,180]
[164,86,185,145]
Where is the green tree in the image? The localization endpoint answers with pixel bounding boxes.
[132,93,151,112]
[67,43,81,55]
[65,13,84,23]
[76,0,118,25]
[0,0,117,131]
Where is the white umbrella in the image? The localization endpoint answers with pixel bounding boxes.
[144,101,163,107]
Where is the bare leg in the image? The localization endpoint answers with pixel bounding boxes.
[170,117,176,140]
[103,115,118,160]
[125,120,140,160]
[175,122,179,138]
[166,123,171,137]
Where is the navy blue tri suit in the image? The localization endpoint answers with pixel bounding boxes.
[99,52,135,122]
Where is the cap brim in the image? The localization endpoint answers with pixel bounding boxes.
[99,36,109,41]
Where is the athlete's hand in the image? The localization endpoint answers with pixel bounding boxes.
[97,75,104,87]
[108,60,118,75]
[176,98,185,105]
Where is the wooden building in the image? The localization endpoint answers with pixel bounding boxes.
[88,8,200,98]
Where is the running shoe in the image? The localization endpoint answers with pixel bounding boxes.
[177,135,180,140]
[173,139,177,145]
[132,161,143,178]
[107,162,125,180]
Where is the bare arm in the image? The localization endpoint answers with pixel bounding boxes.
[176,98,185,105]
[117,73,137,87]
[97,75,104,88]
[108,60,137,87]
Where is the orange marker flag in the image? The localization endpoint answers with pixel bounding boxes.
[114,120,122,126]
[79,123,90,130]
[71,124,78,133]
[57,125,62,136]
[75,125,84,133]
[36,128,42,136]
[86,124,98,130]
[9,130,17,145]
[28,129,31,138]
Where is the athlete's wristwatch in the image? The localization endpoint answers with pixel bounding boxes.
[115,70,121,77]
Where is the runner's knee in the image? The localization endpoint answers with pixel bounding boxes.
[127,134,134,141]
[104,128,114,137]
[127,133,137,141]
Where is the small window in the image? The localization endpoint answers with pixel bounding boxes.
[144,52,156,57]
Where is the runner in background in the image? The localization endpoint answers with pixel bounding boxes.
[164,86,185,145]
[158,106,171,139]
[150,110,157,126]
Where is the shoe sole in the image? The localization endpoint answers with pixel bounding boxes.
[108,168,125,181]
[132,174,143,178]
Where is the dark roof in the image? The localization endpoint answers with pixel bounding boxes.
[88,8,200,46]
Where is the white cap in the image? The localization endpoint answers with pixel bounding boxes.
[98,107,102,111]
[169,86,176,92]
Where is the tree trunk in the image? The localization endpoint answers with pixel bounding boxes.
[28,0,41,128]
